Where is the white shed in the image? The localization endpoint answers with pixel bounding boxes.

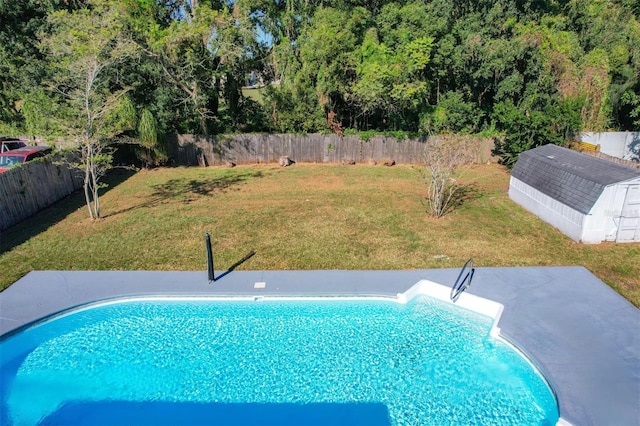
[509,144,640,243]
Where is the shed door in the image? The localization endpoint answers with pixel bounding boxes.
[616,185,640,242]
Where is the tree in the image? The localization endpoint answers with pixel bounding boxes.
[350,1,435,130]
[137,107,167,168]
[621,91,640,127]
[0,0,64,134]
[566,0,640,130]
[21,88,66,136]
[2,0,635,139]
[127,0,260,135]
[487,23,584,167]
[41,0,138,219]
[578,48,611,130]
[423,135,478,218]
[299,6,371,129]
[353,27,433,130]
[422,90,481,133]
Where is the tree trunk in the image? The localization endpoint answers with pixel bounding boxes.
[84,144,95,220]
[92,168,100,218]
[84,175,94,220]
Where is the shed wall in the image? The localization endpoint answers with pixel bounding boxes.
[510,176,640,243]
[581,186,620,243]
[509,177,585,242]
[583,183,640,242]
[616,181,640,242]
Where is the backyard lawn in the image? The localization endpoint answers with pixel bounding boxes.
[1,163,638,307]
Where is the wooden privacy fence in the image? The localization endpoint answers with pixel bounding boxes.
[582,150,640,169]
[167,134,496,166]
[0,157,82,231]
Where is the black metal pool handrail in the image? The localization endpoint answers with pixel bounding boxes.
[205,233,215,282]
[450,258,475,302]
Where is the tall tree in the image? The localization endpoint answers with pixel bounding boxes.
[299,6,371,129]
[353,2,434,130]
[0,0,64,134]
[566,0,640,129]
[127,0,259,135]
[41,0,138,219]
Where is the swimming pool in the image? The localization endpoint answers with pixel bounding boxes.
[0,290,558,425]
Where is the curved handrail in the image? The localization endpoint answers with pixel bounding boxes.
[450,258,475,302]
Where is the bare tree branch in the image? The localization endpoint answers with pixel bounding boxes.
[423,135,478,218]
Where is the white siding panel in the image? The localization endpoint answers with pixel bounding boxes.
[509,177,585,242]
[617,184,640,242]
[588,180,640,243]
[581,186,617,243]
[595,185,627,242]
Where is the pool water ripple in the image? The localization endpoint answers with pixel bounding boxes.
[0,296,558,425]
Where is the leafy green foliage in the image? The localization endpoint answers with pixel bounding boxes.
[0,0,61,133]
[492,93,575,168]
[22,88,66,136]
[40,0,139,219]
[263,81,326,133]
[422,91,482,134]
[138,108,158,149]
[135,107,164,168]
[622,91,640,127]
[1,0,638,167]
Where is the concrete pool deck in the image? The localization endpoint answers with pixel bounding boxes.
[0,266,638,426]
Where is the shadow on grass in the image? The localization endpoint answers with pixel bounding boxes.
[104,170,264,218]
[0,169,136,255]
[423,183,482,217]
[449,183,482,211]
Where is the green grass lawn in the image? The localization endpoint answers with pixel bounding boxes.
[242,87,265,104]
[1,163,638,306]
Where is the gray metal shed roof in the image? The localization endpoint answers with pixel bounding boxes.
[511,144,640,214]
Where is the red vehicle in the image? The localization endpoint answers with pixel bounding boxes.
[0,137,27,153]
[0,146,52,173]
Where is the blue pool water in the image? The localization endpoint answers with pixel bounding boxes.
[0,296,559,425]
